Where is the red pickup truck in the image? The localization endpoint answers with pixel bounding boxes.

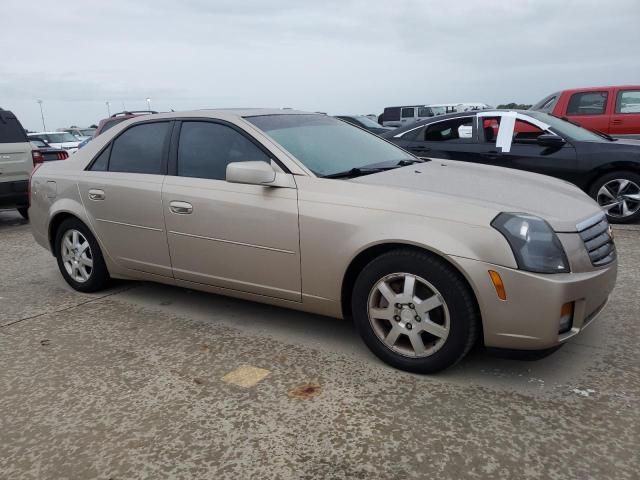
[531,85,640,138]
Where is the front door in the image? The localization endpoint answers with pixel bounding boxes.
[79,121,173,277]
[476,115,577,182]
[162,120,301,301]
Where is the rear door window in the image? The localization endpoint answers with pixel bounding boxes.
[0,111,28,143]
[383,107,401,121]
[108,122,170,174]
[423,117,474,142]
[567,91,608,115]
[615,90,640,114]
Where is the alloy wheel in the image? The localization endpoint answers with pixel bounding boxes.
[596,179,640,219]
[367,273,450,358]
[61,229,93,283]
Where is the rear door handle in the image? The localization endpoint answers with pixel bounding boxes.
[88,188,105,201]
[612,119,623,124]
[169,201,193,214]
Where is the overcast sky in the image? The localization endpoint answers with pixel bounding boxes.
[2,0,639,131]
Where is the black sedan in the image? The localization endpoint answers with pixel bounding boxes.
[382,110,640,223]
[335,115,394,135]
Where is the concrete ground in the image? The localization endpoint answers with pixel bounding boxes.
[0,208,638,480]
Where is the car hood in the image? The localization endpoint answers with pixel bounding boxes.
[350,159,602,232]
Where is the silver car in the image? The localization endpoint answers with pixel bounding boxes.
[29,109,617,373]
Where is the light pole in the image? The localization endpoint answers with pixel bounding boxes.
[146,98,152,111]
[36,100,46,131]
[105,101,111,116]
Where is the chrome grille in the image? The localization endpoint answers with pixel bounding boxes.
[578,215,615,266]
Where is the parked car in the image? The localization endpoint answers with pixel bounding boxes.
[0,108,41,219]
[28,132,81,154]
[59,127,96,141]
[531,85,640,139]
[30,109,616,373]
[335,115,394,134]
[382,109,640,223]
[380,105,437,127]
[94,110,158,137]
[29,138,70,161]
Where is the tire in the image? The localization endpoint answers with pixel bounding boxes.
[17,207,29,220]
[54,218,110,292]
[589,171,640,224]
[351,249,479,374]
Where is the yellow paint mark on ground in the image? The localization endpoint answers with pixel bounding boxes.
[222,365,271,388]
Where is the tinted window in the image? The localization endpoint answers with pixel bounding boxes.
[513,119,544,143]
[567,91,607,115]
[615,90,640,114]
[177,122,270,180]
[90,146,110,171]
[423,117,473,142]
[417,107,432,117]
[401,107,415,118]
[109,122,169,174]
[0,111,28,143]
[383,107,400,121]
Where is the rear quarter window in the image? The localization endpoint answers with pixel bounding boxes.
[0,111,28,143]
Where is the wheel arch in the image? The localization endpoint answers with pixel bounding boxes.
[340,242,483,334]
[585,162,640,194]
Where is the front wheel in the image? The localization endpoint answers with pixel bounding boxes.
[54,218,110,292]
[351,249,479,374]
[590,171,640,224]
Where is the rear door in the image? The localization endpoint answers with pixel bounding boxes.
[79,121,173,277]
[0,111,32,186]
[395,116,480,160]
[162,119,301,301]
[609,88,640,137]
[563,90,611,134]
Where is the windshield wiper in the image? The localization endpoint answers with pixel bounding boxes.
[323,159,427,179]
[323,167,397,179]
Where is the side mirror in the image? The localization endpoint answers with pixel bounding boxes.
[226,161,295,188]
[536,133,566,148]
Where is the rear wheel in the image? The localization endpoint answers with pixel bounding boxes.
[351,249,479,373]
[54,218,110,292]
[590,171,640,224]
[17,207,28,220]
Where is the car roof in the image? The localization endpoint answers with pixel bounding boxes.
[28,131,73,135]
[115,108,319,122]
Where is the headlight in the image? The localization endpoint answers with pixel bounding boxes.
[491,213,569,273]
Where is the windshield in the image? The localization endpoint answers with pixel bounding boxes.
[30,139,47,148]
[247,114,415,177]
[34,132,78,143]
[429,106,447,115]
[80,129,96,136]
[525,111,607,142]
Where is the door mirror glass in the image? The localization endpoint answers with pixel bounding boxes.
[226,161,276,185]
[536,134,566,148]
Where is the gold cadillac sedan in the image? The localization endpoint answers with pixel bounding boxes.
[29,109,617,373]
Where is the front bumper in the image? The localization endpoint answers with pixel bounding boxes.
[450,256,617,350]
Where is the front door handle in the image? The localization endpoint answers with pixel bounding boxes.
[612,119,623,125]
[169,201,193,214]
[88,188,105,201]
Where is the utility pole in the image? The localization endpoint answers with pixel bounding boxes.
[37,100,46,131]
[106,101,111,116]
